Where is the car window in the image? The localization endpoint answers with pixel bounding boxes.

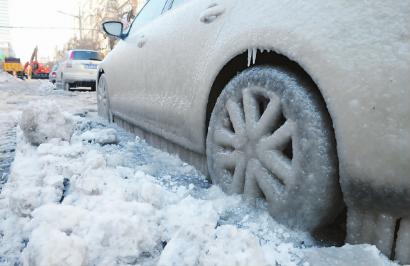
[171,0,186,9]
[71,51,102,61]
[128,0,168,36]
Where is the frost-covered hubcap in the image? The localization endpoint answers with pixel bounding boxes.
[211,87,295,197]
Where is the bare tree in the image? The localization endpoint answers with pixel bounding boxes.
[54,0,143,61]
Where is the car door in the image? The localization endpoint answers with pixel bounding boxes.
[128,0,237,150]
[105,0,169,122]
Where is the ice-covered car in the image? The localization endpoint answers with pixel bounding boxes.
[58,49,102,91]
[98,0,410,263]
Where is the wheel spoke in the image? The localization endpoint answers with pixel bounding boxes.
[213,128,238,149]
[229,156,247,194]
[243,159,264,198]
[214,151,238,170]
[259,120,295,151]
[242,89,260,133]
[254,96,282,138]
[226,99,245,135]
[259,150,294,186]
[253,161,285,202]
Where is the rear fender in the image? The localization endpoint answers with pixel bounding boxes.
[197,1,410,216]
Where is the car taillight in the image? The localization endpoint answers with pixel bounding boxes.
[66,62,72,68]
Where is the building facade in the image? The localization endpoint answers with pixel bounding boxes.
[0,0,15,66]
[0,0,10,43]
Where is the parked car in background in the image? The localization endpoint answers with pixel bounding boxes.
[57,49,102,91]
[49,63,60,84]
[98,0,410,263]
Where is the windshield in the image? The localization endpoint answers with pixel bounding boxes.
[71,51,102,61]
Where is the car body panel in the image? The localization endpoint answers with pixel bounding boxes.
[100,0,410,212]
[103,0,237,152]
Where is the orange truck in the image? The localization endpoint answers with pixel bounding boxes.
[24,46,50,79]
[24,61,50,79]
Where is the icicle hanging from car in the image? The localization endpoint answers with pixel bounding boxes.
[247,47,257,67]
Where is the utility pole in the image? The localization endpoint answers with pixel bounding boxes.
[58,8,83,40]
[78,6,83,40]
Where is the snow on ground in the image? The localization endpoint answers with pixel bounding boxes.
[0,72,397,266]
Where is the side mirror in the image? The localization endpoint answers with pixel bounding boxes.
[102,21,125,39]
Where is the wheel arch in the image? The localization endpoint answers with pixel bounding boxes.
[97,68,105,83]
[205,49,338,142]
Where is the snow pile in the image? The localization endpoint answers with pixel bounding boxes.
[3,129,283,265]
[22,225,87,266]
[75,128,118,145]
[20,102,74,146]
[0,101,396,266]
[0,72,23,84]
[158,223,269,266]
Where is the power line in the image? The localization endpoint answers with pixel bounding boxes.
[0,25,98,31]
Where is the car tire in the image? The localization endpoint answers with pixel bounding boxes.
[97,74,112,122]
[63,81,71,91]
[206,66,343,231]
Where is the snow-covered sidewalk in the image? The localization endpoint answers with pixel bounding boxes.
[0,73,395,266]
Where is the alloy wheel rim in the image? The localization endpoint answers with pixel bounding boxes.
[211,86,296,200]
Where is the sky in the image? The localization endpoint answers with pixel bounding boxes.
[9,0,86,62]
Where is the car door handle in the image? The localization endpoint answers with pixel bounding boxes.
[137,35,147,48]
[200,3,225,24]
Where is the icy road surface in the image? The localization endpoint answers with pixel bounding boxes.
[0,73,396,266]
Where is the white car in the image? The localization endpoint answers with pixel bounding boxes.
[99,0,410,263]
[58,49,102,91]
